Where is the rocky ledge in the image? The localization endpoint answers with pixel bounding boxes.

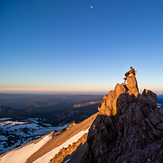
[81,75,163,163]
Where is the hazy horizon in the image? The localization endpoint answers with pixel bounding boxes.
[0,90,163,96]
[0,91,106,95]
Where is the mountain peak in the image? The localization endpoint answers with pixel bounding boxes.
[81,75,163,163]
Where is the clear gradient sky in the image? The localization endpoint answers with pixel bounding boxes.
[0,0,163,95]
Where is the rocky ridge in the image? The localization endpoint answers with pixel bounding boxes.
[81,75,163,163]
[66,121,76,130]
[50,133,87,163]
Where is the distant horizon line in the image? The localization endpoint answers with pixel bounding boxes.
[0,91,163,96]
[0,91,107,95]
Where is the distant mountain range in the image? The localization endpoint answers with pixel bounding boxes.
[0,105,35,118]
[0,99,101,156]
[0,94,103,109]
[0,99,100,125]
[158,94,163,97]
[0,94,102,157]
[158,95,163,104]
[73,100,102,108]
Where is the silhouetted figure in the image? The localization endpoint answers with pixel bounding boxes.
[123,66,136,84]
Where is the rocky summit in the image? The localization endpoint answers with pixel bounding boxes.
[81,75,163,163]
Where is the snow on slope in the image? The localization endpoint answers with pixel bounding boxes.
[0,118,11,121]
[0,113,98,163]
[63,158,71,163]
[0,128,89,163]
[33,128,89,163]
[0,121,25,127]
[0,118,69,154]
[0,135,52,163]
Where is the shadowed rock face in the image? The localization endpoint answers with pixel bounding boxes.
[81,76,163,163]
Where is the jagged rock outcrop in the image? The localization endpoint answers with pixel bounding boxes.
[66,121,76,130]
[50,133,87,163]
[81,75,163,163]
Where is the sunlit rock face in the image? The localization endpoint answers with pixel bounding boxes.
[81,76,163,163]
[126,75,139,98]
[98,75,139,117]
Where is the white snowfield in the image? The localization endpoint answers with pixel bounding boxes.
[0,128,89,163]
[0,118,69,154]
[0,135,52,163]
[33,128,89,163]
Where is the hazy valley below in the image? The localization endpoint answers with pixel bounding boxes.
[0,94,103,122]
[0,94,103,154]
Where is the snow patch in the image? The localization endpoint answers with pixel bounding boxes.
[0,121,25,127]
[0,118,11,121]
[0,119,69,154]
[63,158,71,163]
[42,123,51,127]
[0,135,52,163]
[53,131,61,136]
[157,103,162,108]
[34,128,89,163]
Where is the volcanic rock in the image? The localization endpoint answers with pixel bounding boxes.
[81,75,163,163]
[66,121,76,130]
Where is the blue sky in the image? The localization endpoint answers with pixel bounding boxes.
[0,0,163,94]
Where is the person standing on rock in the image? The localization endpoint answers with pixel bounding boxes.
[123,66,136,83]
